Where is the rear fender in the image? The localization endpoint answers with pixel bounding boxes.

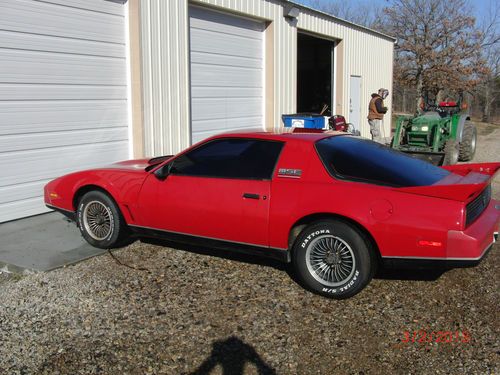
[455,114,470,141]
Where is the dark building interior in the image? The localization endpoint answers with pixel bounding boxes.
[297,33,335,115]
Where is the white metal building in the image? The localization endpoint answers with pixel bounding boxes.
[0,0,394,223]
[0,0,129,223]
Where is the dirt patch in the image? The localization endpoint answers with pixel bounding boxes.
[474,121,499,137]
[0,272,23,286]
[470,122,500,200]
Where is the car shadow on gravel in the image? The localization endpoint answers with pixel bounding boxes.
[140,239,287,271]
[374,267,447,281]
[140,239,451,284]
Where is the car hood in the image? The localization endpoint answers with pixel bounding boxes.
[108,155,174,171]
[411,112,443,124]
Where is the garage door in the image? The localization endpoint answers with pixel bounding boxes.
[0,0,129,223]
[189,7,264,143]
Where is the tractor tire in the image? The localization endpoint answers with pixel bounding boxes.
[443,140,459,166]
[458,121,477,162]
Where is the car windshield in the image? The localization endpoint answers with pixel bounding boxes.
[315,136,450,187]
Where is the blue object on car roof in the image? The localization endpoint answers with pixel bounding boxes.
[282,113,327,129]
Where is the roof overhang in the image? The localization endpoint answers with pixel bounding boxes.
[284,0,397,43]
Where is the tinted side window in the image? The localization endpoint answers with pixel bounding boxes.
[171,139,283,179]
[315,136,450,187]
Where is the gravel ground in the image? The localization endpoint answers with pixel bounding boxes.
[1,123,499,375]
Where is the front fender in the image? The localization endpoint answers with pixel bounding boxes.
[45,170,148,224]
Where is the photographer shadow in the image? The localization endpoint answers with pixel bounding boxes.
[190,336,276,375]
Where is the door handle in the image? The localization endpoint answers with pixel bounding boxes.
[243,193,260,200]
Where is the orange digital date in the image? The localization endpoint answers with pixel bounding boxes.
[401,330,471,344]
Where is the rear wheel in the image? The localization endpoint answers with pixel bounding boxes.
[77,190,130,249]
[292,220,376,299]
[443,140,459,165]
[459,121,477,161]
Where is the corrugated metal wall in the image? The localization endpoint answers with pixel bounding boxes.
[0,0,129,222]
[139,0,393,155]
[140,0,191,155]
[189,7,266,142]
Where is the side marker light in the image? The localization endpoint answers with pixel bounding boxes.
[418,240,442,247]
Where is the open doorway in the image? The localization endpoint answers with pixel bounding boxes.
[297,33,335,115]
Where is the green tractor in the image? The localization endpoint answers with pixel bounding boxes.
[391,101,477,165]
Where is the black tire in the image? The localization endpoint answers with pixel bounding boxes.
[292,220,376,299]
[77,190,130,249]
[458,121,477,161]
[442,140,459,165]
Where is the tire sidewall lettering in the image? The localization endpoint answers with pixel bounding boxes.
[300,229,331,248]
[321,270,360,294]
[102,209,115,241]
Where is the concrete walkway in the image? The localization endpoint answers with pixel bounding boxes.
[0,212,106,273]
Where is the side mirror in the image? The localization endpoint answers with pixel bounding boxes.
[154,162,174,181]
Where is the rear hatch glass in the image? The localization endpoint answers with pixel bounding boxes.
[315,136,450,187]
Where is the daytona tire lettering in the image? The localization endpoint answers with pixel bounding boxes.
[301,229,331,248]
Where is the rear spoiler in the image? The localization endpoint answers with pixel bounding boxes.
[441,162,500,176]
[395,162,500,202]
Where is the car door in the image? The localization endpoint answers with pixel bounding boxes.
[137,138,284,247]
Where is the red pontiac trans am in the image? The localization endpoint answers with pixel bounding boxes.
[44,130,500,299]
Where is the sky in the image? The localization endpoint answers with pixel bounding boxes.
[443,0,497,26]
[295,0,498,28]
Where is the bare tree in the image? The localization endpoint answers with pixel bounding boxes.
[474,0,499,122]
[298,0,495,117]
[383,0,488,111]
[477,46,500,122]
[296,0,384,28]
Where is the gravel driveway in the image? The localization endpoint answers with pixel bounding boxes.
[1,123,499,375]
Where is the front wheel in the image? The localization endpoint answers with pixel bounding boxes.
[292,220,376,299]
[77,190,130,249]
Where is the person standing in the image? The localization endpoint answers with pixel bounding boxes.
[367,88,388,143]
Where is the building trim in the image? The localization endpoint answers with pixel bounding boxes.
[335,39,344,116]
[287,1,396,42]
[128,0,144,158]
[265,21,275,131]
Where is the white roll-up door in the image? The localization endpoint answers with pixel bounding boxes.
[189,6,265,143]
[0,0,129,223]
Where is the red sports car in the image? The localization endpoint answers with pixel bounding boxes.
[44,130,500,298]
